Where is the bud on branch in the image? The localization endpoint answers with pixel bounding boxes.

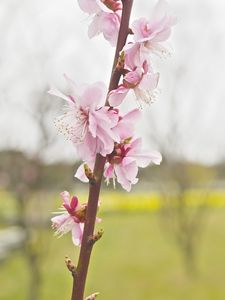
[84,292,99,300]
[88,229,104,246]
[65,256,77,277]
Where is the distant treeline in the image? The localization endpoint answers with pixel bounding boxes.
[0,150,224,192]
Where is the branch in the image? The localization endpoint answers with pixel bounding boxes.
[71,1,134,300]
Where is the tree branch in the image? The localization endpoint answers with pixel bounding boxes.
[71,1,134,299]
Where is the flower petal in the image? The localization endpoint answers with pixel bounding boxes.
[71,223,83,246]
[80,82,107,109]
[108,86,129,106]
[78,0,100,14]
[139,72,159,90]
[131,150,162,167]
[88,14,101,38]
[114,164,132,192]
[74,163,89,183]
[48,87,73,103]
[60,191,70,205]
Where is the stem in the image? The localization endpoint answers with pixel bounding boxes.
[71,1,133,299]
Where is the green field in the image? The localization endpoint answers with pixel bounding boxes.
[1,205,225,300]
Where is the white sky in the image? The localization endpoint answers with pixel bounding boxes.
[0,0,225,165]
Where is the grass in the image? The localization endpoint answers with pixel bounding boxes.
[1,207,225,299]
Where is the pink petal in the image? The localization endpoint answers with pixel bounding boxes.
[70,196,78,211]
[60,191,70,205]
[77,132,97,161]
[78,0,100,14]
[112,109,141,140]
[88,113,97,138]
[108,86,129,106]
[104,163,114,178]
[51,214,69,227]
[152,0,170,22]
[48,87,73,103]
[74,163,89,183]
[124,69,142,86]
[114,164,131,192]
[131,150,162,167]
[81,82,107,109]
[124,42,146,70]
[122,109,141,123]
[112,121,133,140]
[138,72,159,90]
[99,12,121,46]
[71,223,83,246]
[122,158,138,181]
[88,14,101,38]
[128,138,142,155]
[96,126,115,156]
[63,74,80,99]
[131,17,150,42]
[146,150,162,165]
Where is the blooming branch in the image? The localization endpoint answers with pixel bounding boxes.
[49,0,175,299]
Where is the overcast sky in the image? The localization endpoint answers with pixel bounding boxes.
[0,0,225,165]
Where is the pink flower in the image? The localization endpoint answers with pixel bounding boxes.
[108,61,159,106]
[88,10,121,46]
[78,0,122,46]
[75,108,142,182]
[48,75,120,161]
[104,138,162,191]
[51,191,86,246]
[131,0,176,57]
[75,134,162,191]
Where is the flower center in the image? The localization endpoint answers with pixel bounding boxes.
[142,22,151,37]
[107,141,131,164]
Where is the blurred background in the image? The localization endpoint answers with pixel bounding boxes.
[0,0,225,299]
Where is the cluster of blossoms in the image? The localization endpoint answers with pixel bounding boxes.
[50,0,175,245]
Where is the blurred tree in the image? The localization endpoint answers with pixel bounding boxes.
[147,61,218,275]
[0,90,70,300]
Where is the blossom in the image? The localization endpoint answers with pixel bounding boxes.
[108,61,159,106]
[104,137,162,191]
[78,0,122,46]
[48,75,120,161]
[88,10,121,46]
[130,0,176,57]
[75,135,162,192]
[75,108,142,182]
[51,191,86,246]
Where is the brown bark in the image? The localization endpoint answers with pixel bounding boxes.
[71,1,134,299]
